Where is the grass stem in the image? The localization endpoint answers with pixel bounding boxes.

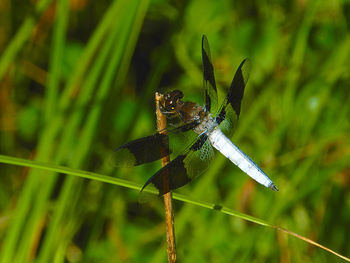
[155,92,177,263]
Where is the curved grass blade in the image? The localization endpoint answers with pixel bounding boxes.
[0,154,349,262]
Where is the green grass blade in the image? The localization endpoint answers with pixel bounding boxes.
[36,5,134,263]
[0,1,128,261]
[1,154,349,262]
[38,1,150,261]
[0,0,52,81]
[45,0,69,122]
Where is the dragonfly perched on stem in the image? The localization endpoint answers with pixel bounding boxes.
[112,35,278,196]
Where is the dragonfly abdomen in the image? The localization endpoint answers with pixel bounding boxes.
[208,129,278,191]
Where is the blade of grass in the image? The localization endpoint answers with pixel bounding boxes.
[45,0,69,122]
[0,1,127,262]
[0,0,53,81]
[282,0,320,119]
[38,0,150,261]
[11,1,69,260]
[29,14,126,263]
[1,154,349,262]
[36,5,134,262]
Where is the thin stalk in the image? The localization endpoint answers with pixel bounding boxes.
[155,92,177,263]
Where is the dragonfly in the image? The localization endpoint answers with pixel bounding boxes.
[113,35,278,196]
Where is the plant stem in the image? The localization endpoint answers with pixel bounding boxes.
[155,92,177,263]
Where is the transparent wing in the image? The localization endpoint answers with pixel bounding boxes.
[141,133,215,196]
[215,58,251,137]
[202,35,218,114]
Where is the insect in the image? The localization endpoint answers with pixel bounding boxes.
[113,35,278,196]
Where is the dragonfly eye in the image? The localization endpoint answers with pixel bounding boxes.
[162,90,184,113]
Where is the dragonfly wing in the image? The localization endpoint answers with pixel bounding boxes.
[111,133,171,167]
[141,133,214,196]
[110,120,201,168]
[202,35,218,115]
[216,58,251,137]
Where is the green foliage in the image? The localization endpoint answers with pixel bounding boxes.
[1,0,350,262]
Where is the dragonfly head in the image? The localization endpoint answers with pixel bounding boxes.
[161,90,184,114]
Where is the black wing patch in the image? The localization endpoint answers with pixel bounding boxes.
[111,133,170,167]
[111,120,200,168]
[215,59,251,136]
[141,133,214,196]
[202,35,218,114]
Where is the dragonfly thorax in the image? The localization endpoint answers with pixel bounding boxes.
[193,113,217,135]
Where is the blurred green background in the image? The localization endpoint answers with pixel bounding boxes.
[1,0,350,262]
